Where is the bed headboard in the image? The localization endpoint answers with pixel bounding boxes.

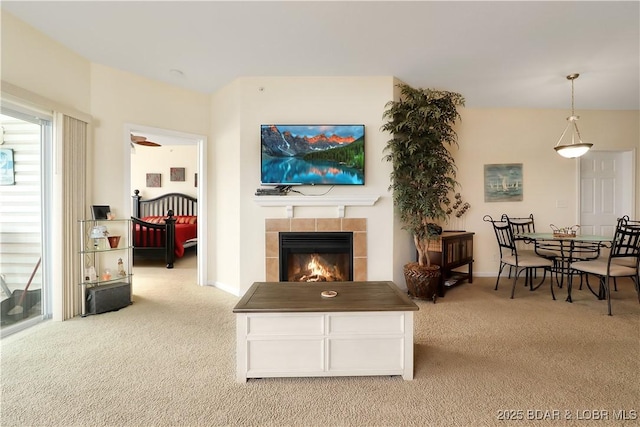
[132,189,197,218]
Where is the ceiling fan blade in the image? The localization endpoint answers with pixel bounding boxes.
[130,134,161,147]
[134,140,161,147]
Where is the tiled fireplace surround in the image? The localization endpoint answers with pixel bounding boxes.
[265,218,367,282]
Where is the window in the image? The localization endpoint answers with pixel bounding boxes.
[0,107,52,336]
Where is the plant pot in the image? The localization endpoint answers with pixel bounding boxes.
[107,236,121,248]
[403,262,441,303]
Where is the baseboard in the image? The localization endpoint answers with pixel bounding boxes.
[209,281,241,297]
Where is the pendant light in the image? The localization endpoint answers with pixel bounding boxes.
[554,73,593,158]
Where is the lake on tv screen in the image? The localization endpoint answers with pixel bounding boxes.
[262,157,364,185]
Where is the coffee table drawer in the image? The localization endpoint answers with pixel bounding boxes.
[247,338,324,373]
[328,313,405,335]
[246,314,324,336]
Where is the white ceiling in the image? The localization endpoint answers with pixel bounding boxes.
[3,1,639,110]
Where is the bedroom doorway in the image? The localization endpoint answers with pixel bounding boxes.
[124,124,207,286]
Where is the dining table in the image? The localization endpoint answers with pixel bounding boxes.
[516,232,613,301]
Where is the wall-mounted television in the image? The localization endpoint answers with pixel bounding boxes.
[261,124,365,186]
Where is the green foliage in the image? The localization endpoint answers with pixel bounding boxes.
[303,137,364,171]
[381,84,465,266]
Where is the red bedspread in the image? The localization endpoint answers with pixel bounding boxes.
[134,222,197,258]
[173,223,197,257]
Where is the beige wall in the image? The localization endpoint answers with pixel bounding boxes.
[210,76,401,295]
[89,63,209,218]
[210,80,242,292]
[1,11,91,114]
[130,144,198,201]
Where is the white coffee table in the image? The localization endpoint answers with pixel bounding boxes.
[233,281,419,382]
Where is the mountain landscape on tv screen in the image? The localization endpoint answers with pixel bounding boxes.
[261,125,365,185]
[262,126,363,165]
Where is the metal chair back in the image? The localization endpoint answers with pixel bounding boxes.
[484,215,517,258]
[609,222,640,265]
[502,213,536,236]
[618,215,640,230]
[502,214,536,252]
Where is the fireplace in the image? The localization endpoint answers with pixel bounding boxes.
[279,232,353,282]
[265,218,367,282]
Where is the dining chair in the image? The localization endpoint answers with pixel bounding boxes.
[502,214,542,277]
[609,216,640,291]
[533,238,570,289]
[612,215,640,268]
[569,219,640,315]
[484,215,554,299]
[502,213,536,243]
[570,240,603,293]
[502,213,561,260]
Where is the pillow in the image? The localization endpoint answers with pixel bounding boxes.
[175,216,197,224]
[141,216,165,224]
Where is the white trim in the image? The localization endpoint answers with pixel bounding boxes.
[253,195,379,207]
[211,281,242,297]
[253,195,379,218]
[1,81,92,124]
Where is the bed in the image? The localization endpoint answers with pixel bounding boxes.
[131,190,197,268]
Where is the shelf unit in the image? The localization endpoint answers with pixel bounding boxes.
[78,219,132,316]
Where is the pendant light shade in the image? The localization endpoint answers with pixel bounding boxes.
[554,74,593,158]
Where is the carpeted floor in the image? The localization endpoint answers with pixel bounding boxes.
[1,255,639,426]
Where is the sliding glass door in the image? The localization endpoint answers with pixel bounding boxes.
[0,108,52,336]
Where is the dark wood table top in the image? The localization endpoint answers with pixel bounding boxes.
[233,281,420,313]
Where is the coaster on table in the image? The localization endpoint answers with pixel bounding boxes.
[321,290,337,298]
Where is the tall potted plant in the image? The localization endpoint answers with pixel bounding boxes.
[382,83,465,301]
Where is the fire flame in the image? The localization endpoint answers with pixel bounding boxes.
[307,254,331,279]
[290,253,346,282]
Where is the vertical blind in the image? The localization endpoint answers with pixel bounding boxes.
[61,114,87,319]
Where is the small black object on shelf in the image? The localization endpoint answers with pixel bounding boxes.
[91,205,110,220]
[255,186,290,196]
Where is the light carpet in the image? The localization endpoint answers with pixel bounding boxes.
[1,255,639,426]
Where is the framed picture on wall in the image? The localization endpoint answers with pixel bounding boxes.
[484,163,523,202]
[0,148,15,185]
[146,173,161,188]
[170,167,185,182]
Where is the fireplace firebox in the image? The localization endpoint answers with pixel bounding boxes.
[279,232,353,282]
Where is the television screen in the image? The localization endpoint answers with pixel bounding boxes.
[261,124,365,185]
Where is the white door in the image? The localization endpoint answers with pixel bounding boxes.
[579,150,634,236]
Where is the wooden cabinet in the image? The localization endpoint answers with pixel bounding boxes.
[427,231,474,297]
[79,219,132,316]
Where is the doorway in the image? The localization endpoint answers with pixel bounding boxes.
[124,124,207,285]
[579,149,635,235]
